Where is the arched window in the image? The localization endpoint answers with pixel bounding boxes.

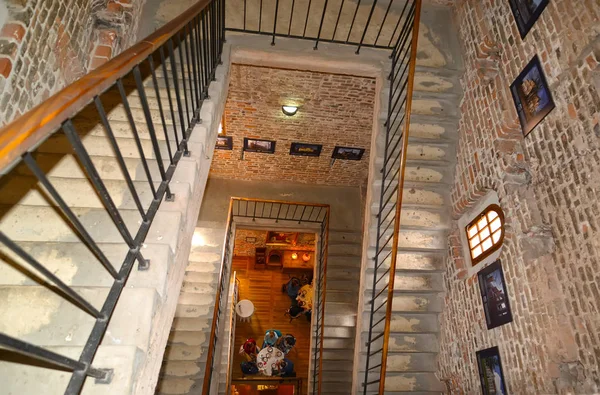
[466,204,504,265]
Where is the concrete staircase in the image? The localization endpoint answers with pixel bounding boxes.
[357,5,462,394]
[155,222,227,395]
[0,47,229,394]
[316,229,363,394]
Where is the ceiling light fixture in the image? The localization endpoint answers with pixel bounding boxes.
[282,105,298,116]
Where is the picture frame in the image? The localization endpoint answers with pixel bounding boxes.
[245,237,257,243]
[290,142,322,157]
[478,259,513,329]
[215,135,233,150]
[243,138,276,154]
[510,55,555,137]
[476,346,508,395]
[508,0,550,39]
[266,231,298,247]
[331,146,365,161]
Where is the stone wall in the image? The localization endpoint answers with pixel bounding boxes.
[209,64,376,186]
[439,0,600,394]
[0,0,145,126]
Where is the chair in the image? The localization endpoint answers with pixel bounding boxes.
[268,250,283,268]
[254,247,266,269]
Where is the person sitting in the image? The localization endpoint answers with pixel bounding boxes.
[262,329,282,348]
[240,361,259,376]
[277,334,296,355]
[239,338,259,362]
[273,358,295,377]
[282,277,301,301]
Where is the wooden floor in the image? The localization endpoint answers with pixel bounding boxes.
[232,256,312,388]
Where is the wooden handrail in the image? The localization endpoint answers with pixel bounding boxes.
[0,0,211,171]
[378,0,422,393]
[317,208,330,395]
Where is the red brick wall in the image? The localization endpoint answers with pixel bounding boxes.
[209,64,376,187]
[439,0,600,393]
[0,0,145,126]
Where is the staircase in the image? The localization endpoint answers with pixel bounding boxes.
[358,4,462,394]
[155,222,226,395]
[0,15,229,392]
[319,229,363,394]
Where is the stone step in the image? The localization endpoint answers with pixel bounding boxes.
[328,242,362,255]
[325,290,359,304]
[360,352,438,376]
[180,281,217,294]
[0,286,159,351]
[0,174,190,213]
[327,254,362,268]
[320,381,353,393]
[384,372,446,392]
[371,181,449,208]
[0,345,143,395]
[327,278,360,291]
[323,337,355,349]
[364,272,444,293]
[174,303,213,318]
[183,271,219,283]
[381,91,460,119]
[77,99,181,127]
[17,152,197,185]
[71,118,185,143]
[364,332,439,353]
[370,205,450,231]
[324,313,357,327]
[409,114,458,141]
[373,159,454,184]
[375,250,446,272]
[326,266,361,279]
[361,312,440,334]
[323,326,355,338]
[328,229,363,244]
[0,241,172,297]
[370,227,448,249]
[413,66,461,94]
[321,348,355,361]
[185,260,221,272]
[155,376,202,395]
[375,137,455,163]
[159,360,204,379]
[168,327,211,347]
[0,205,181,252]
[391,293,443,313]
[99,85,181,111]
[320,370,354,382]
[325,301,358,316]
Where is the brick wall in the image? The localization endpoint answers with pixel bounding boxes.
[439,0,600,393]
[233,229,316,257]
[0,0,145,126]
[209,64,376,187]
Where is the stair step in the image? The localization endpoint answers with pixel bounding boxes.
[323,326,355,338]
[183,271,219,283]
[0,174,191,213]
[328,229,363,244]
[372,182,448,208]
[381,92,459,119]
[168,329,210,346]
[325,301,358,315]
[160,360,203,378]
[384,372,446,392]
[364,272,444,293]
[324,314,357,327]
[320,381,353,393]
[392,293,443,313]
[409,114,458,141]
[371,205,450,230]
[363,313,440,334]
[0,286,158,350]
[325,290,359,304]
[370,227,448,249]
[328,242,362,255]
[18,152,198,185]
[0,241,172,297]
[0,345,143,395]
[174,303,213,318]
[155,377,201,395]
[0,205,180,251]
[364,332,439,353]
[327,254,362,268]
[386,352,439,372]
[373,160,453,184]
[413,66,460,94]
[375,140,455,163]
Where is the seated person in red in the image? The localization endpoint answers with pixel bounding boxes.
[239,338,260,362]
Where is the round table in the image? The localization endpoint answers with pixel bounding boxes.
[256,346,284,376]
[236,299,254,322]
[296,284,313,311]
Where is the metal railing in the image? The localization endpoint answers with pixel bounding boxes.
[226,0,411,52]
[0,0,224,392]
[203,197,330,394]
[362,0,421,393]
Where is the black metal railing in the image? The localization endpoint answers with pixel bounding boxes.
[362,0,421,393]
[226,0,410,52]
[203,197,330,394]
[0,0,224,393]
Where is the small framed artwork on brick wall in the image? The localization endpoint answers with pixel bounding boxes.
[478,259,513,329]
[290,142,322,157]
[508,0,549,39]
[215,136,233,150]
[510,55,555,137]
[476,346,508,395]
[243,138,276,154]
[331,146,365,160]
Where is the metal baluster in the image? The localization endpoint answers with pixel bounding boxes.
[332,0,345,41]
[303,0,312,37]
[184,24,200,111]
[148,56,174,164]
[176,33,192,129]
[259,0,263,31]
[193,16,206,99]
[202,9,211,95]
[272,0,279,45]
[288,0,295,35]
[346,0,362,43]
[115,81,157,198]
[167,39,189,154]
[388,0,411,48]
[94,96,149,220]
[159,46,181,149]
[375,0,394,46]
[313,0,329,49]
[356,0,379,54]
[133,65,173,201]
[243,0,247,30]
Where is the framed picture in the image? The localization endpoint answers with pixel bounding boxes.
[245,237,257,243]
[331,146,365,161]
[476,346,508,395]
[243,138,276,154]
[478,260,513,329]
[508,0,549,39]
[290,142,322,157]
[510,55,555,137]
[215,135,233,150]
[266,231,297,246]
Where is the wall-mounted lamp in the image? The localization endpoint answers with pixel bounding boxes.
[291,252,298,260]
[282,105,299,116]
